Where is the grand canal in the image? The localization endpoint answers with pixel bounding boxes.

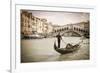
[21,37,89,63]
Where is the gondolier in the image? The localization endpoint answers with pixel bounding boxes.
[54,36,83,54]
[56,32,62,48]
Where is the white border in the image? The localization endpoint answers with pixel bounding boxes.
[11,3,96,73]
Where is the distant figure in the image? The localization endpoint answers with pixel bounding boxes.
[56,32,62,48]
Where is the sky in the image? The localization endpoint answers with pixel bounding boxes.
[28,10,89,25]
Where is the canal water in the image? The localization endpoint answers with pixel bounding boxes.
[21,37,89,63]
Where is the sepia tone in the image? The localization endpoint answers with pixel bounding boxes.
[21,10,90,63]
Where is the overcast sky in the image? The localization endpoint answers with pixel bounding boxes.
[28,10,89,25]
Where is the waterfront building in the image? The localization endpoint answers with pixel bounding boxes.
[21,10,33,35]
[21,10,54,36]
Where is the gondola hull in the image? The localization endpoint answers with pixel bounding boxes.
[54,42,80,54]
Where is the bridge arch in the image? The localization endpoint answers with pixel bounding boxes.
[62,30,82,37]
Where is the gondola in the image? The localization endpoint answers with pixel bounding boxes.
[54,42,80,54]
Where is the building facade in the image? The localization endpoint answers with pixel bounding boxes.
[21,10,33,35]
[21,10,53,36]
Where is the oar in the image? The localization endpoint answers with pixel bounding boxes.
[61,39,67,45]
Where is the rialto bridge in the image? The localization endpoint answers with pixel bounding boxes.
[49,24,89,37]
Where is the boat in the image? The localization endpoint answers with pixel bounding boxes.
[54,42,80,54]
